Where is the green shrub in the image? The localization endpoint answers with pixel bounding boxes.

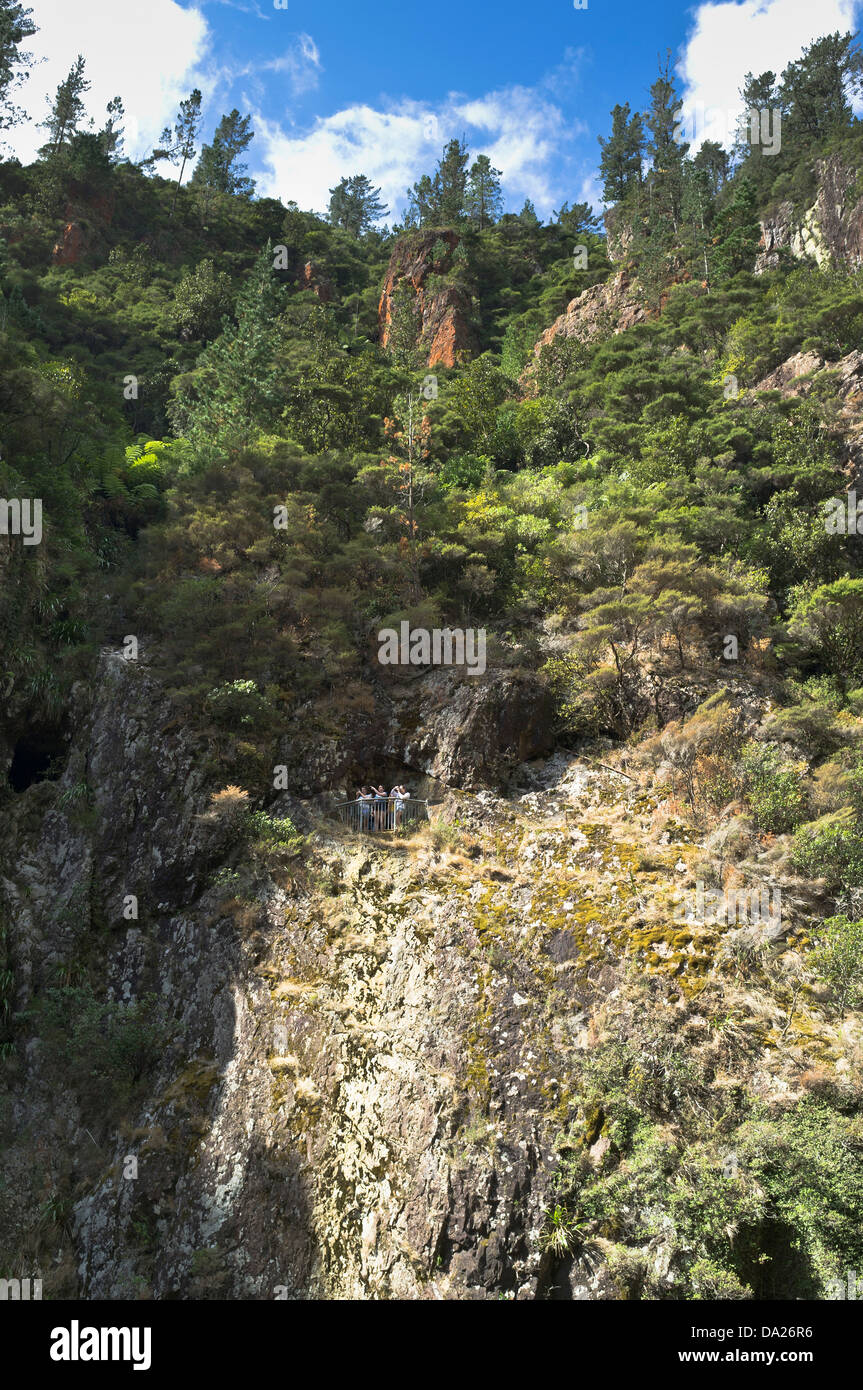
[39,986,172,1110]
[791,819,863,889]
[809,915,863,1013]
[736,1097,863,1295]
[438,452,488,491]
[687,1258,751,1300]
[205,680,269,728]
[741,741,809,833]
[244,810,302,849]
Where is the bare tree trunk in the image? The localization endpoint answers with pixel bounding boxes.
[171,154,188,219]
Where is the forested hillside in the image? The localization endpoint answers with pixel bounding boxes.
[2,10,863,1301]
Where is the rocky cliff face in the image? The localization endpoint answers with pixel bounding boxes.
[531,154,863,373]
[297,260,336,303]
[521,271,647,388]
[756,155,863,272]
[272,665,554,799]
[0,650,853,1300]
[378,229,477,368]
[531,272,647,355]
[51,221,87,266]
[0,650,561,1300]
[750,346,863,474]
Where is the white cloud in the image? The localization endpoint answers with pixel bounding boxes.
[252,33,322,97]
[198,0,271,16]
[252,101,434,217]
[452,88,586,210]
[677,0,861,149]
[253,84,586,219]
[3,9,590,219]
[6,0,212,162]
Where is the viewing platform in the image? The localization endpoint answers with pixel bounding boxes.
[334,797,431,833]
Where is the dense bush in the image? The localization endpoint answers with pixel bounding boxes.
[740,741,810,833]
[809,915,863,1012]
[791,819,863,889]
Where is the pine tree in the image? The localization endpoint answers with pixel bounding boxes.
[733,68,779,184]
[433,137,470,222]
[0,0,36,132]
[692,139,728,199]
[680,159,714,289]
[622,59,689,302]
[101,95,125,161]
[554,201,602,236]
[169,244,287,459]
[192,109,255,198]
[780,32,862,146]
[709,178,760,283]
[40,54,90,155]
[645,56,687,229]
[158,88,203,217]
[327,173,388,235]
[465,154,502,228]
[598,102,645,203]
[405,172,435,227]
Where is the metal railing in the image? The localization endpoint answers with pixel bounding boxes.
[335,797,430,833]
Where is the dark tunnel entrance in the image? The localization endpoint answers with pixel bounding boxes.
[7,726,67,792]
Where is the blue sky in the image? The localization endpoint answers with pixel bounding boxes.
[7,0,862,220]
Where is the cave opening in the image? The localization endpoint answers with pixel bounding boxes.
[7,726,66,792]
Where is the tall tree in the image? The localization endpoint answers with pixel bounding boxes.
[733,68,779,180]
[680,159,714,289]
[708,177,760,283]
[465,154,503,228]
[0,0,36,133]
[101,95,125,161]
[158,88,203,217]
[642,55,688,251]
[692,139,728,199]
[192,108,255,197]
[598,101,645,203]
[554,200,602,235]
[169,244,287,460]
[407,138,472,226]
[405,172,435,227]
[433,137,470,222]
[327,173,388,235]
[780,32,863,145]
[40,54,90,155]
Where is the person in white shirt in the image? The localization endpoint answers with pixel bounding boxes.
[391,783,410,828]
[356,786,374,831]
